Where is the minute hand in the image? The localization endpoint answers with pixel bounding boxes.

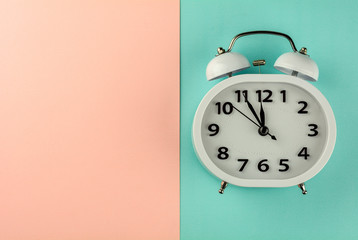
[246,100,262,126]
[232,104,277,140]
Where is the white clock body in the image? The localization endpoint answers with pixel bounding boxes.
[192,74,336,187]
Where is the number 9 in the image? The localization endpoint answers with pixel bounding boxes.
[208,124,219,136]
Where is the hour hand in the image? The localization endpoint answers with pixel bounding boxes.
[258,101,277,140]
[260,101,265,127]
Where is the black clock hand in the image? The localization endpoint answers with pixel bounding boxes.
[258,125,277,140]
[268,132,276,140]
[260,101,265,127]
[232,104,277,141]
[245,99,263,126]
[258,101,277,140]
[232,105,260,128]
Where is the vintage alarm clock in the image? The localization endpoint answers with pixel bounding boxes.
[192,31,336,194]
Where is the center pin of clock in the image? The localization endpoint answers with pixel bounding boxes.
[258,126,269,136]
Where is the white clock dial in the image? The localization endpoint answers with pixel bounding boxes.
[193,74,336,187]
[202,81,327,179]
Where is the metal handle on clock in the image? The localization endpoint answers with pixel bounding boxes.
[217,30,298,55]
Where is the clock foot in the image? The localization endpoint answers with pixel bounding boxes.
[219,181,228,194]
[298,183,307,195]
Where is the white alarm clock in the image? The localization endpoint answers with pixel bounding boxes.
[192,31,336,194]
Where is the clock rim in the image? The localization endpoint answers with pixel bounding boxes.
[192,74,336,187]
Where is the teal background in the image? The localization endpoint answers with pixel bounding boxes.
[180,0,358,239]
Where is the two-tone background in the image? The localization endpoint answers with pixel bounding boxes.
[1,0,358,239]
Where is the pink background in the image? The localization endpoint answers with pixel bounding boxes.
[0,1,179,239]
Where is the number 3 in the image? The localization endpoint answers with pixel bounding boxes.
[308,124,318,137]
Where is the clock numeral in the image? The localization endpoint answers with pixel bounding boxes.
[280,90,286,102]
[256,90,273,102]
[298,147,310,160]
[308,124,318,137]
[236,159,291,172]
[237,159,249,171]
[208,124,220,136]
[215,102,233,115]
[235,90,248,102]
[217,147,229,160]
[258,159,270,172]
[298,101,308,114]
[279,159,289,172]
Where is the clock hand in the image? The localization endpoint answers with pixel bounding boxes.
[232,104,277,140]
[258,101,277,140]
[232,105,260,128]
[268,133,277,140]
[260,101,265,127]
[258,125,277,140]
[245,99,263,126]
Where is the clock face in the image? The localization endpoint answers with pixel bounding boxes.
[193,74,336,187]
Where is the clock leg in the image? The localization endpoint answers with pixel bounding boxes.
[219,181,228,194]
[298,183,307,195]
